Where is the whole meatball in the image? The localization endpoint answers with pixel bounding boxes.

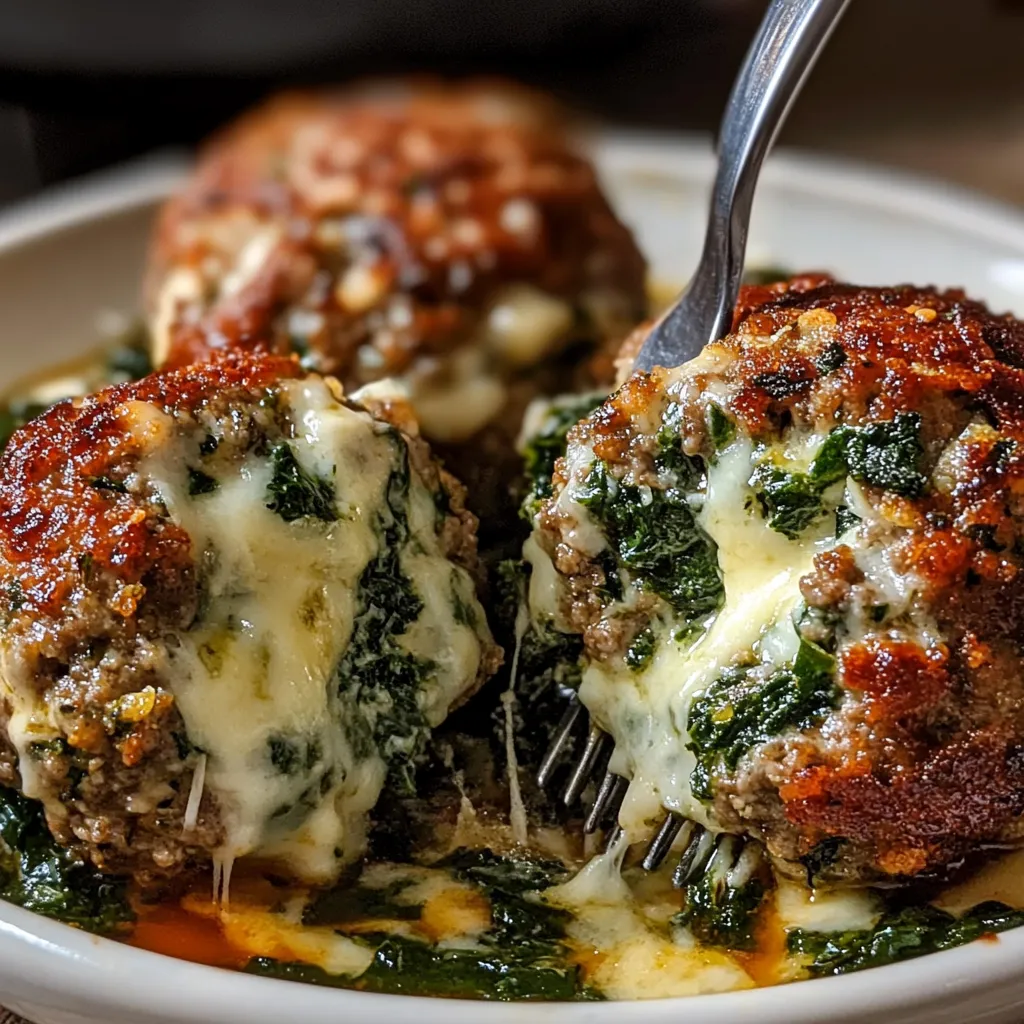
[528,276,1024,885]
[146,80,647,520]
[0,350,499,886]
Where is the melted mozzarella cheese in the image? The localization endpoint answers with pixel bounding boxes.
[579,437,831,834]
[130,377,491,882]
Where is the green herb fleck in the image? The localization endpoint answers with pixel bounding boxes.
[707,404,736,451]
[814,342,847,376]
[625,626,657,672]
[187,468,218,497]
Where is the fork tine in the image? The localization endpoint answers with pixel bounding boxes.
[672,824,718,887]
[536,698,585,788]
[585,771,628,834]
[641,812,685,870]
[562,725,611,806]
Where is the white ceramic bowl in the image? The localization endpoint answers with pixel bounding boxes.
[2,136,1024,1024]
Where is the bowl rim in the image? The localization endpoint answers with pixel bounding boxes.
[3,133,1024,1022]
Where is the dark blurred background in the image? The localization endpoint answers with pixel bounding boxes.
[0,0,1021,205]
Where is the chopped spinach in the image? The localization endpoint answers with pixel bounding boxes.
[751,465,828,539]
[265,442,337,523]
[303,876,421,927]
[625,626,657,672]
[187,467,218,496]
[674,871,766,950]
[811,413,926,498]
[577,458,723,624]
[799,837,845,887]
[835,504,861,536]
[0,785,133,934]
[707,404,736,451]
[688,638,838,799]
[267,734,321,776]
[787,901,1024,977]
[814,342,847,376]
[336,432,432,794]
[247,936,593,1001]
[752,412,926,538]
[520,392,606,519]
[253,849,596,1001]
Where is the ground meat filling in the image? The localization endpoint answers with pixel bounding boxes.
[0,351,496,885]
[532,277,1024,885]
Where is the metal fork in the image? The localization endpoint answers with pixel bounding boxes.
[537,0,852,885]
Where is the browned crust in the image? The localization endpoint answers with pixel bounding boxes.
[148,79,647,384]
[539,278,1024,882]
[0,350,498,880]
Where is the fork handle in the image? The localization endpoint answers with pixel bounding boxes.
[634,0,852,373]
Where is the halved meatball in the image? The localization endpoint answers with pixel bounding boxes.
[528,276,1024,885]
[0,351,499,887]
[146,79,647,530]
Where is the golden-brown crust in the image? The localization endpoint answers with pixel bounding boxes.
[540,278,1024,882]
[0,349,498,881]
[148,79,647,384]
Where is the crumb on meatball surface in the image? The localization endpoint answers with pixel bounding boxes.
[0,350,499,887]
[528,275,1024,885]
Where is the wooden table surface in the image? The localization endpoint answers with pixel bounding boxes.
[3,1,1024,1021]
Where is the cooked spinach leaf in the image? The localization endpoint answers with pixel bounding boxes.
[811,413,926,498]
[751,465,828,539]
[442,847,572,952]
[788,901,1024,976]
[688,638,838,799]
[336,432,432,794]
[253,849,594,1001]
[0,785,133,934]
[625,626,657,672]
[674,871,766,950]
[303,877,421,927]
[247,936,594,1001]
[752,413,926,538]
[521,392,606,519]
[265,442,337,523]
[707,404,736,451]
[188,468,218,496]
[577,458,723,624]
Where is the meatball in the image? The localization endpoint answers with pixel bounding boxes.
[0,350,499,886]
[146,80,647,518]
[528,276,1024,885]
